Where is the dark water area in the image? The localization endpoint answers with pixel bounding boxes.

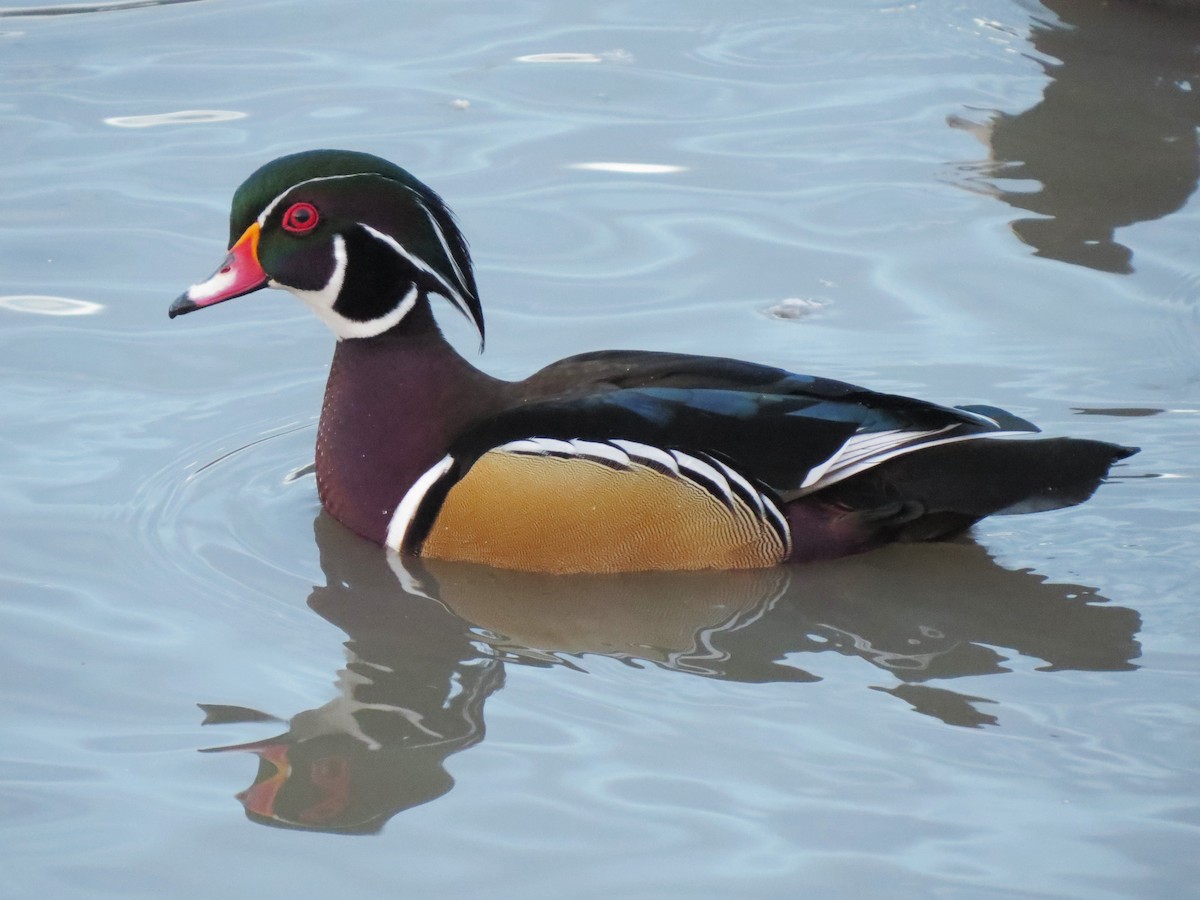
[2,0,1198,896]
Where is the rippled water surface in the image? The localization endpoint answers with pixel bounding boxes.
[3,0,1199,896]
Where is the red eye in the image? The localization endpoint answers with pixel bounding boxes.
[281,201,319,234]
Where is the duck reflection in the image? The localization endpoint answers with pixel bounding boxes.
[951,0,1200,273]
[200,512,1140,833]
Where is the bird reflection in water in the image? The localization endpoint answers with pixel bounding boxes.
[200,513,1140,833]
[950,0,1200,273]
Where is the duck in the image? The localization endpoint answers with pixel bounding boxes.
[169,149,1136,574]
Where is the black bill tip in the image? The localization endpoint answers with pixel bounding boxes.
[168,292,198,319]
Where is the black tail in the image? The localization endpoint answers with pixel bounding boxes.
[824,437,1138,542]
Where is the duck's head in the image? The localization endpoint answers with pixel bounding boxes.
[169,149,483,343]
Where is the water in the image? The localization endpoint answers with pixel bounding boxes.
[2,0,1198,895]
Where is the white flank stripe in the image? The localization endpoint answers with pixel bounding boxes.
[708,457,767,517]
[386,454,456,552]
[610,439,680,474]
[568,439,631,466]
[472,435,793,555]
[762,496,792,556]
[670,450,735,506]
[522,437,577,455]
[701,456,788,553]
[496,437,631,467]
[495,438,551,455]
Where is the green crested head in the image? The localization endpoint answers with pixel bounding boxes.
[171,149,483,344]
[228,150,427,246]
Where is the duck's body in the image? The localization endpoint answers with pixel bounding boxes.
[171,150,1134,574]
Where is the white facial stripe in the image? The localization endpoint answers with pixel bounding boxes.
[249,173,480,341]
[359,223,472,318]
[285,233,346,307]
[283,235,418,340]
[409,188,470,298]
[386,454,456,552]
[323,285,418,340]
[256,173,370,228]
[254,174,470,311]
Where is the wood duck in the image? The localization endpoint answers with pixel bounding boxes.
[169,149,1136,574]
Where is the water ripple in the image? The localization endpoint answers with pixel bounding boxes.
[0,294,103,315]
[566,161,686,174]
[514,52,604,64]
[0,0,207,16]
[104,109,246,128]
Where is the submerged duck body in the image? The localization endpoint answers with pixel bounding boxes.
[170,150,1135,574]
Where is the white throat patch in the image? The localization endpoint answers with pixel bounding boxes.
[281,233,418,340]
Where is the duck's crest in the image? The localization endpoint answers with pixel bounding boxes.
[228,149,482,344]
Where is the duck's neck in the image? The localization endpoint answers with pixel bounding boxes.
[315,300,504,545]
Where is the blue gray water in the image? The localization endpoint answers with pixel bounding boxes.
[2,0,1198,896]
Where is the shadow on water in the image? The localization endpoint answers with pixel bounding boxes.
[199,513,1141,834]
[950,0,1200,273]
